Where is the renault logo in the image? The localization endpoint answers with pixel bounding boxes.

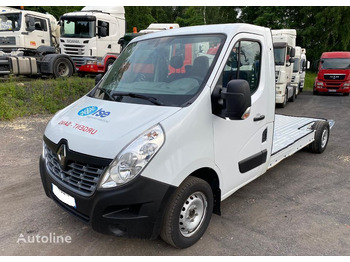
[57,144,67,169]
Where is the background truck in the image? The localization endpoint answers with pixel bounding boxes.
[118,23,180,51]
[59,6,125,75]
[291,47,310,95]
[0,7,75,78]
[313,51,350,96]
[39,23,333,249]
[272,29,296,107]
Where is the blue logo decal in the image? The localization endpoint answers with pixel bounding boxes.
[78,106,111,118]
[78,106,98,116]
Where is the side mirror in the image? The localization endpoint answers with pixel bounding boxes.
[290,47,295,58]
[95,73,103,86]
[289,57,295,64]
[25,16,35,32]
[220,80,251,120]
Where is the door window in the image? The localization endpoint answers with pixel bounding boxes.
[220,40,261,95]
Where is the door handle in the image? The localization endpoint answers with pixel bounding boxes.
[254,114,265,122]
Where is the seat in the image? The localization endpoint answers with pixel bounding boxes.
[191,56,209,79]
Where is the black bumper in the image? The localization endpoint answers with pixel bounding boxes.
[39,156,176,239]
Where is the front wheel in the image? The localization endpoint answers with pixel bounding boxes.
[160,176,213,249]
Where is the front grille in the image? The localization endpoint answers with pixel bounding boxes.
[45,145,106,197]
[62,44,85,56]
[325,82,342,89]
[324,74,346,80]
[70,56,86,67]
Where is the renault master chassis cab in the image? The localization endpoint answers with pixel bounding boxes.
[40,24,333,249]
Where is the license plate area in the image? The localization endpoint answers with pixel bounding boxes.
[52,183,76,208]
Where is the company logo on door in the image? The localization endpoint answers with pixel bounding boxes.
[78,106,111,118]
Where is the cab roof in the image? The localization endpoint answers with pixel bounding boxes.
[129,23,270,44]
[321,52,350,59]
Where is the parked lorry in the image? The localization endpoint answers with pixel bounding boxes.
[313,51,350,96]
[39,24,333,249]
[291,47,310,94]
[272,29,296,107]
[118,23,179,51]
[59,6,125,75]
[0,7,75,77]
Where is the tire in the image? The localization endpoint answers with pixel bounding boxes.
[343,93,349,96]
[160,176,213,249]
[53,57,73,78]
[288,87,296,102]
[105,59,115,73]
[309,121,330,154]
[313,90,318,95]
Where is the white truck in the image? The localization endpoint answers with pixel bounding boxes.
[59,6,125,75]
[39,24,333,249]
[0,7,75,77]
[272,29,297,107]
[139,23,179,34]
[292,47,310,93]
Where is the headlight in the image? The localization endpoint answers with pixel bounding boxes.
[316,81,324,87]
[99,124,165,189]
[86,60,97,65]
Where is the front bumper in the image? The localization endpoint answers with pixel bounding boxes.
[314,86,350,94]
[39,155,176,239]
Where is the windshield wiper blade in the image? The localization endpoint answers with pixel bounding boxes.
[112,92,164,106]
[95,87,117,101]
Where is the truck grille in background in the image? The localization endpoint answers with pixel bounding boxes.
[324,82,342,89]
[324,74,346,80]
[62,44,85,55]
[70,56,85,67]
[45,145,106,197]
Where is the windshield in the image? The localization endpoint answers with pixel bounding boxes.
[293,58,300,72]
[321,58,350,70]
[61,19,95,38]
[0,13,21,31]
[274,47,286,66]
[91,34,225,107]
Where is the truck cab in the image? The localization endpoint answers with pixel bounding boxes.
[59,6,125,74]
[40,24,333,249]
[291,47,310,94]
[313,51,350,96]
[272,29,296,107]
[0,8,59,54]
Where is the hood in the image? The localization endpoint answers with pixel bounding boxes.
[44,96,181,159]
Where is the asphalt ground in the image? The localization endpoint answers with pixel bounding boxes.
[0,91,349,255]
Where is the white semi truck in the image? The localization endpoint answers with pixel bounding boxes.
[292,47,310,93]
[272,29,297,107]
[59,6,125,75]
[40,24,333,249]
[0,7,75,77]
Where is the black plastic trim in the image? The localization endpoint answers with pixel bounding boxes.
[239,150,267,173]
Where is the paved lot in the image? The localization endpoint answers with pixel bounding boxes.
[0,91,349,255]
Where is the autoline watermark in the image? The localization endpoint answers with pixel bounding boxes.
[17,233,72,244]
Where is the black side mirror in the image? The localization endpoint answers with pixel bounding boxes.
[289,57,295,64]
[290,47,295,58]
[25,16,35,32]
[220,80,251,120]
[95,73,103,86]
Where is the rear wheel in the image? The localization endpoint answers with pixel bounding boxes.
[53,57,73,78]
[309,121,330,154]
[160,176,213,249]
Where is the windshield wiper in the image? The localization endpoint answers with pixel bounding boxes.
[94,87,117,101]
[112,92,164,106]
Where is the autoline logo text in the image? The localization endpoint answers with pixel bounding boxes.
[78,106,111,118]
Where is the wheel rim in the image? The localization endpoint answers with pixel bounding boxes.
[179,192,207,238]
[58,62,69,77]
[321,128,329,148]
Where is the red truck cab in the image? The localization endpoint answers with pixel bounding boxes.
[314,52,350,96]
